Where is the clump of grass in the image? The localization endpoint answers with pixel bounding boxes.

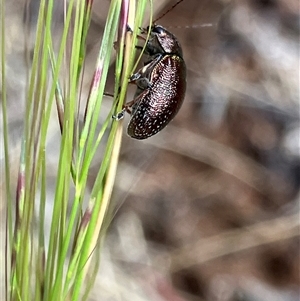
[1,0,151,300]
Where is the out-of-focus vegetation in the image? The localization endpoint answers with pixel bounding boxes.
[1,0,299,300]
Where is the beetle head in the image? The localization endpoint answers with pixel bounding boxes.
[145,25,183,57]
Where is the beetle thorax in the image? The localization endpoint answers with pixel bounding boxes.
[146,25,183,57]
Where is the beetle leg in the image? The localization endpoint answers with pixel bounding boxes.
[136,78,152,90]
[103,92,114,97]
[143,53,163,66]
[126,24,133,33]
[129,72,152,91]
[129,54,163,83]
[113,102,134,120]
[113,90,146,120]
[129,72,141,82]
[135,45,143,51]
[122,98,138,111]
[127,89,148,110]
[113,108,126,120]
[126,25,147,41]
[136,34,147,41]
[124,106,132,114]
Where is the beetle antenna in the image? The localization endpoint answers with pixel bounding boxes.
[153,0,185,24]
[167,23,216,29]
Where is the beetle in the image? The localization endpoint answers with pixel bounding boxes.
[121,24,187,140]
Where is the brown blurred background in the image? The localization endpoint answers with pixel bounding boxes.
[2,0,300,300]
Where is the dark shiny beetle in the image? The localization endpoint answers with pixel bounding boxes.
[125,25,186,140]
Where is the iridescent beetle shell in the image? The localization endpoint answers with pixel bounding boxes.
[127,25,186,140]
